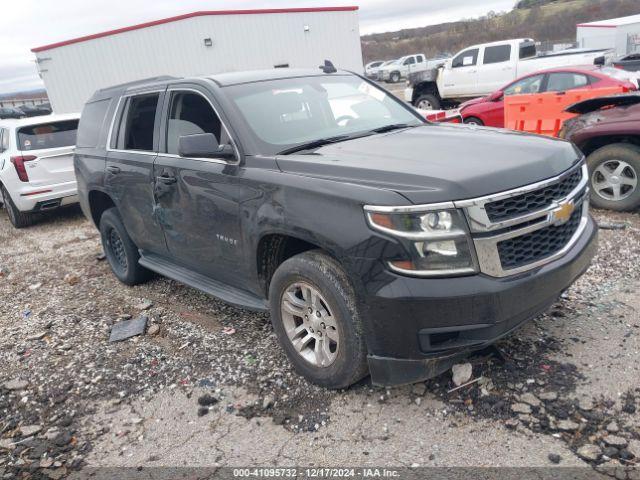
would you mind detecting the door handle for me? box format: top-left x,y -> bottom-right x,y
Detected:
106,166 -> 121,174
157,174 -> 177,185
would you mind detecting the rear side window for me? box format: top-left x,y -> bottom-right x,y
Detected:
116,93 -> 159,151
520,42 -> 537,59
484,45 -> 511,64
77,99 -> 110,147
17,120 -> 78,151
546,73 -> 589,92
452,49 -> 479,68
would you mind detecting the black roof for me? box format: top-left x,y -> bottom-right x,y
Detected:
208,68 -> 350,86
87,68 -> 353,102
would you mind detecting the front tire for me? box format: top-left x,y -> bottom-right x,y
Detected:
99,207 -> 152,285
268,251 -> 368,389
389,72 -> 401,83
415,94 -> 441,110
464,116 -> 484,126
1,185 -> 35,228
587,144 -> 640,211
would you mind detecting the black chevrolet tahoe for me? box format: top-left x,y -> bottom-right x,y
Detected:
74,68 -> 597,389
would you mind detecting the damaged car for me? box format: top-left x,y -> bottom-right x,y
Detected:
74,68 -> 597,388
561,92 -> 640,211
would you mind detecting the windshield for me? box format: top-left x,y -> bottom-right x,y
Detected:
224,75 -> 422,155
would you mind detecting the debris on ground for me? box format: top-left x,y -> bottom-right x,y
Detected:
451,363 -> 473,386
597,222 -> 627,230
108,316 -> 148,342
135,299 -> 154,311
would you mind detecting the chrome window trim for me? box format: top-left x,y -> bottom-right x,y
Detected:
457,163 -> 588,233
163,87 -> 240,166
106,90 -> 164,156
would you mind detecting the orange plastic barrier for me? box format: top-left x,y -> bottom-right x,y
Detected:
504,86 -> 629,137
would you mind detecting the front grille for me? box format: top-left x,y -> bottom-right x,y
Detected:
485,167 -> 582,222
497,204 -> 582,270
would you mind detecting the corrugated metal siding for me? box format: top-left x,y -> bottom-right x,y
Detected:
577,22 -> 640,55
35,11 -> 363,113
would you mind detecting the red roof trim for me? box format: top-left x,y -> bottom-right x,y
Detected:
32,6 -> 359,53
576,23 -> 617,28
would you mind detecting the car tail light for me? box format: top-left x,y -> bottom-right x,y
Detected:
10,155 -> 37,182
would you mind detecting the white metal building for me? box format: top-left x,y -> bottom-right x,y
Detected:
577,14 -> 640,56
31,7 -> 363,113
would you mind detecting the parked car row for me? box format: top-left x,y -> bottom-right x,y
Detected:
458,65 -> 639,128
404,38 -> 616,110
0,103 -> 53,119
0,61 -> 634,389
365,54 -> 450,83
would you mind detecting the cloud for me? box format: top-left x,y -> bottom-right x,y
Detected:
0,0 -> 515,95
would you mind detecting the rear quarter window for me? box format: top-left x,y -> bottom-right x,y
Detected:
77,99 -> 111,147
18,120 -> 78,151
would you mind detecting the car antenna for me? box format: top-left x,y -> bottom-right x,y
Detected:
319,60 -> 337,74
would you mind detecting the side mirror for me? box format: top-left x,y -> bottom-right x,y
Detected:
488,91 -> 504,102
178,133 -> 235,160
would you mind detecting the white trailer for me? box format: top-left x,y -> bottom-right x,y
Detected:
577,14 -> 640,56
31,6 -> 363,113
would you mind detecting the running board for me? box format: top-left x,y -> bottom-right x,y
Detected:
138,253 -> 268,312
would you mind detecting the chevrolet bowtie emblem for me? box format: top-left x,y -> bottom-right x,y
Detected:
552,202 -> 575,225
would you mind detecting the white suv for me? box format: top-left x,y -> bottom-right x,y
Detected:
0,114 -> 80,228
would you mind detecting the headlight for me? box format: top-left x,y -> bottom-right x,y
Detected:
365,206 -> 478,277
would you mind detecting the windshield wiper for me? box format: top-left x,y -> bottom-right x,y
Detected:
370,123 -> 416,134
278,134 -> 354,155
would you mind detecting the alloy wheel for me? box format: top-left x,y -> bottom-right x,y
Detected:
592,160 -> 638,202
280,282 -> 339,367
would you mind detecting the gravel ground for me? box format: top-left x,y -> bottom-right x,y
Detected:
0,205 -> 639,479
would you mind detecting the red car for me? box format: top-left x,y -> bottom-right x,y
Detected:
458,66 -> 639,128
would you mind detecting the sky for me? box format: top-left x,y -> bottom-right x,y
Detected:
0,0 -> 515,95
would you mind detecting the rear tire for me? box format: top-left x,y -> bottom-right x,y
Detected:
99,207 -> 152,286
1,185 -> 35,228
464,116 -> 484,126
268,250 -> 368,389
415,94 -> 441,110
587,143 -> 640,211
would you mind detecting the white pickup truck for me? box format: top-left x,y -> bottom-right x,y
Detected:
378,54 -> 427,83
404,38 -> 615,109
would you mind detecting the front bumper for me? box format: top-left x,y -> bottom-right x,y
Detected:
362,216 -> 598,386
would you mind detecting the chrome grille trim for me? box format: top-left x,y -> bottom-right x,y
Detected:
454,162 -> 587,233
455,162 -> 590,278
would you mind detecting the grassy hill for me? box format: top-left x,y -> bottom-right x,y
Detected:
362,0 -> 640,62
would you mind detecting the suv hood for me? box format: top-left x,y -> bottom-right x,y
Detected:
276,124 -> 581,205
